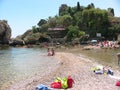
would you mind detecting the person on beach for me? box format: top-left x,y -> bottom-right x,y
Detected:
93,65 -> 114,75
47,48 -> 55,56
117,53 -> 120,65
51,48 -> 55,56
47,48 -> 52,56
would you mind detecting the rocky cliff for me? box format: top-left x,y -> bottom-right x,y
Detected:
10,29 -> 51,46
0,20 -> 11,44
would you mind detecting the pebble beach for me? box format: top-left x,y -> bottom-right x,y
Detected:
6,51 -> 120,90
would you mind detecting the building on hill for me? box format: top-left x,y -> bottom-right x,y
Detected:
47,27 -> 67,44
48,27 -> 67,38
110,20 -> 120,25
109,17 -> 120,26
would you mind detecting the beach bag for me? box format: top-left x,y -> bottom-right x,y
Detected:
51,82 -> 62,89
51,77 -> 68,89
116,81 -> 120,86
67,76 -> 74,88
95,69 -> 103,74
35,84 -> 49,90
61,77 -> 68,89
107,69 -> 114,75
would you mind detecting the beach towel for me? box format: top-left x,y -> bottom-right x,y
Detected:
35,84 -> 50,90
51,82 -> 62,89
51,76 -> 74,89
116,81 -> 120,86
67,76 -> 74,88
95,70 -> 103,74
91,65 -> 103,72
51,77 -> 68,89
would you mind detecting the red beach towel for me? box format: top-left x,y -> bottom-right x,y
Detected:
67,76 -> 74,88
51,82 -> 62,89
116,81 -> 120,86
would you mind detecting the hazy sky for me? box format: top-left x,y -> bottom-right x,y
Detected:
0,0 -> 120,37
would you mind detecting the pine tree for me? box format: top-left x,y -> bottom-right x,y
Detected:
77,2 -> 80,11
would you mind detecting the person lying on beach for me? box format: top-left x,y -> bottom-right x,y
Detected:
94,68 -> 103,74
92,65 -> 114,75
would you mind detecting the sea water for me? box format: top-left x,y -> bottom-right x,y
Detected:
68,46 -> 120,69
0,47 -> 58,89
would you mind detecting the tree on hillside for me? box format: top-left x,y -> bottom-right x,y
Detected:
86,3 -> 95,9
59,4 -> 69,16
35,2 -> 118,41
68,7 -> 74,16
77,2 -> 80,11
82,8 -> 109,38
40,23 -> 49,33
47,17 -> 58,28
74,11 -> 82,26
37,19 -> 47,27
58,15 -> 73,27
66,25 -> 85,41
32,26 -> 39,33
90,3 -> 95,8
108,8 -> 114,16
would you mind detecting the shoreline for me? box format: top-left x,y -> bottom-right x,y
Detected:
6,52 -> 120,90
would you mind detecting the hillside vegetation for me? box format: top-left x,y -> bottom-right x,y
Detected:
12,2 -> 120,45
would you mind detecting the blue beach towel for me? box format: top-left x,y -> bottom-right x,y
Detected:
35,84 -> 51,90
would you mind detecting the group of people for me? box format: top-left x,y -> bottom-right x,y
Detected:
47,48 -> 55,56
92,65 -> 114,75
98,40 -> 119,48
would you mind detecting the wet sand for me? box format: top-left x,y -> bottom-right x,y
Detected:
6,52 -> 120,90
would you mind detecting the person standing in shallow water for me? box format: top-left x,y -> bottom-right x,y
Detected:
51,48 -> 55,56
47,48 -> 55,56
47,48 -> 51,56
117,53 -> 120,65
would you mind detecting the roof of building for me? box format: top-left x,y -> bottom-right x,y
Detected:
48,28 -> 65,31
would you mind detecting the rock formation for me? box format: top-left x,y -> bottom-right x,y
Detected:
0,20 -> 11,44
10,29 -> 50,46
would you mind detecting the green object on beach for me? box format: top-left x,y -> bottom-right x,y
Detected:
55,77 -> 68,89
91,65 -> 103,71
61,77 -> 68,89
55,77 -> 61,82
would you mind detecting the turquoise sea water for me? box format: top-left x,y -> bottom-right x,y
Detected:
0,47 -> 58,89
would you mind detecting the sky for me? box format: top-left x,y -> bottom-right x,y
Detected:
0,0 -> 120,38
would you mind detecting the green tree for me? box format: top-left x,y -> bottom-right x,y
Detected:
68,7 -> 73,16
108,8 -> 114,16
90,3 -> 95,8
71,6 -> 77,15
108,24 -> 120,40
86,3 -> 95,9
77,2 -> 80,11
37,19 -> 47,27
47,17 -> 58,27
40,23 -> 49,33
59,15 -> 73,27
32,26 -> 39,33
66,25 -> 84,41
82,8 -> 109,38
74,11 -> 82,26
59,4 -> 69,16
